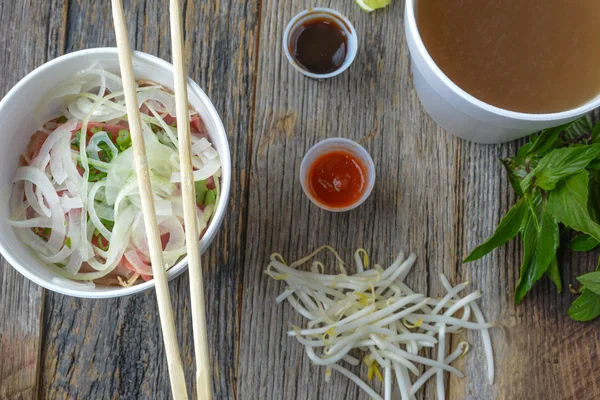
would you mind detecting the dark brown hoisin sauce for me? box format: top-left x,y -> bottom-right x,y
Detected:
289,17 -> 348,74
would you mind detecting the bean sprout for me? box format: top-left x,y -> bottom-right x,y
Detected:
266,247 -> 495,399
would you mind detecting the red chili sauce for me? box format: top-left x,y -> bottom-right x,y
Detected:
307,150 -> 367,208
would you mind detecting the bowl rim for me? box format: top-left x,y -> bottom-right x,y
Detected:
0,47 -> 231,298
404,0 -> 600,121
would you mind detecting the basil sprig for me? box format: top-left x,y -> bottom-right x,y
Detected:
464,116 -> 600,321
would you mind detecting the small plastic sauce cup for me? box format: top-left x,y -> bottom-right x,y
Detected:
300,138 -> 375,212
283,8 -> 358,79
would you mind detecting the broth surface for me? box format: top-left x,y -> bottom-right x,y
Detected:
416,0 -> 600,114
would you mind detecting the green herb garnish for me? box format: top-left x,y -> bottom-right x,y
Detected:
205,189 -> 217,206
65,237 -> 72,249
56,115 -> 68,124
87,166 -> 107,182
464,116 -> 600,321
93,229 -> 110,251
194,180 -> 208,204
101,219 -> 115,231
568,260 -> 600,321
97,141 -> 112,162
71,130 -> 82,148
116,129 -> 132,151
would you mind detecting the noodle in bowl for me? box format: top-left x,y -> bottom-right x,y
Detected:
0,48 -> 231,298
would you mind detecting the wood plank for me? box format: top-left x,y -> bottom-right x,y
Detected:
238,0 -> 600,399
37,0 -> 258,398
238,1 -> 463,398
449,110 -> 600,400
0,1 -> 68,399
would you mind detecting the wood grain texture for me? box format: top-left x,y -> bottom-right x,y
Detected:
0,0 -> 67,399
238,1 -> 461,399
449,110 -> 600,400
238,0 -> 600,399
36,0 -> 258,399
2,0 -> 600,399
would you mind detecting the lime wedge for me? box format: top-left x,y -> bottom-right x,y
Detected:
355,0 -> 391,12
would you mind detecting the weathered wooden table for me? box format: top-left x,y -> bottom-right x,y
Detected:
1,1 -> 599,399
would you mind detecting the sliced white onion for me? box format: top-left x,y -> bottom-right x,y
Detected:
87,131 -> 119,161
47,202 -> 66,251
6,215 -> 53,229
31,120 -> 77,170
11,67 -> 221,290
137,88 -> 177,117
50,135 -> 69,184
88,181 -> 112,240
16,167 -> 60,217
86,207 -> 136,271
171,156 -> 221,183
60,194 -> 83,211
124,249 -> 153,275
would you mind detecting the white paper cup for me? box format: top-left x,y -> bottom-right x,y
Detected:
283,8 -> 358,79
404,0 -> 600,144
0,48 -> 231,298
300,138 -> 375,212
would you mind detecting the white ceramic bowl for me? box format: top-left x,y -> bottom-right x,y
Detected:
300,138 -> 375,212
283,8 -> 358,79
405,0 -> 600,144
0,48 -> 231,298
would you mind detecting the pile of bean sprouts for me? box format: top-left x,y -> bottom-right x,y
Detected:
265,246 -> 494,400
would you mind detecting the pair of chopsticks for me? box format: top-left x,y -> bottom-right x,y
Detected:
111,1 -> 212,399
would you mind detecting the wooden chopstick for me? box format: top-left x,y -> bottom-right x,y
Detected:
169,1 -> 213,399
111,1 -> 188,399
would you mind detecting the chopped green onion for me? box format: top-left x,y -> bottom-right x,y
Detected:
71,130 -> 82,148
101,219 -> 115,231
116,129 -> 132,151
56,116 -> 68,123
205,189 -> 217,206
65,237 -> 72,249
97,141 -> 112,162
195,180 -> 208,204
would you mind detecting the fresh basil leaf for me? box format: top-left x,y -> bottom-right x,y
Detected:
517,141 -> 534,158
501,158 -> 526,197
588,170 -> 600,224
577,272 -> 600,295
545,257 -> 562,293
521,144 -> 600,192
568,289 -> 600,322
525,192 -> 541,231
526,123 -> 569,156
569,234 -> 600,252
591,122 -> 600,144
562,116 -> 593,142
547,171 -> 600,241
588,158 -> 600,170
464,197 -> 528,262
515,198 -> 560,304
